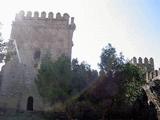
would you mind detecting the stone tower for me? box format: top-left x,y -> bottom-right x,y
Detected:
11,10 -> 75,66
0,11 -> 75,111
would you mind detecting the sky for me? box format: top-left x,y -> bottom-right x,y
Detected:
0,0 -> 160,70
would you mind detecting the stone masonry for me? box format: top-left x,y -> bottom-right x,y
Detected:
132,57 -> 160,83
0,11 -> 75,111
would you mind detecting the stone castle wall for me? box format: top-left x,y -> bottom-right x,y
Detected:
11,11 -> 75,67
145,69 -> 160,82
132,57 -> 154,73
0,57 -> 43,111
0,11 -> 75,111
131,57 -> 160,83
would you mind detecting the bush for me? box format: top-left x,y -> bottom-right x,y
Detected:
66,100 -> 98,120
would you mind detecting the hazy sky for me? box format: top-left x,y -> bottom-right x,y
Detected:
0,0 -> 160,70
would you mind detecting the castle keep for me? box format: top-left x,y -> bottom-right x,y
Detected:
11,10 -> 75,65
0,11 -> 75,111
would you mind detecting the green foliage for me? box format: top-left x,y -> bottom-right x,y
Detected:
65,63 -> 146,119
0,112 -> 47,120
71,59 -> 98,95
99,43 -> 125,73
65,43 -> 148,119
36,54 -> 98,104
36,54 -> 72,103
98,43 -> 144,105
71,59 -> 87,94
0,30 -> 7,63
115,63 -> 146,105
5,51 -> 16,63
66,99 -> 98,120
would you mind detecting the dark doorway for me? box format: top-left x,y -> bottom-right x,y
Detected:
27,96 -> 33,111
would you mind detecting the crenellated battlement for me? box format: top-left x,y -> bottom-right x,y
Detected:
11,10 -> 76,62
0,10 -> 76,111
131,57 -> 159,82
132,57 -> 154,65
14,11 -> 76,29
132,57 -> 154,73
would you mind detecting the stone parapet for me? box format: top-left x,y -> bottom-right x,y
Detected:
132,57 -> 154,72
15,11 -> 76,30
132,57 -> 154,66
146,69 -> 160,82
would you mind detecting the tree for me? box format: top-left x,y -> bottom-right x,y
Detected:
36,54 -> 72,103
36,52 -> 98,104
71,58 -> 98,95
98,43 -> 125,73
114,63 -> 145,105
0,24 -> 7,63
98,43 -> 145,105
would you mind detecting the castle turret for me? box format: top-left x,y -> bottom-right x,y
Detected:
11,11 -> 76,64
0,11 -> 76,111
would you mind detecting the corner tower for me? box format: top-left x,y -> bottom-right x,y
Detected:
0,11 -> 76,111
10,11 -> 75,66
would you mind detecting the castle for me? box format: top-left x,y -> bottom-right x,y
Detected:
131,57 -> 160,82
0,11 -> 75,111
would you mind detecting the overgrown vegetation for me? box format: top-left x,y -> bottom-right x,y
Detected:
65,43 -> 146,119
98,43 -> 145,105
36,53 -> 98,104
98,43 -> 125,73
0,25 -> 7,63
114,63 -> 145,105
36,54 -> 72,103
36,43 -> 148,119
71,58 -> 98,95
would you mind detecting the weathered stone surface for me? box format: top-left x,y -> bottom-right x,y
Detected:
131,57 -> 154,73
0,11 -> 75,111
